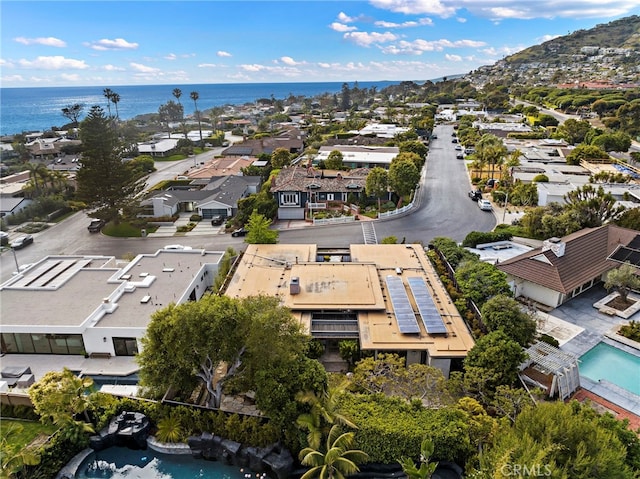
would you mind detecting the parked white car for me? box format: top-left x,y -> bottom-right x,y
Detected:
478,199 -> 493,211
163,244 -> 193,251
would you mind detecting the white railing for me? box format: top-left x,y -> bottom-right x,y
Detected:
378,199 -> 415,218
313,216 -> 356,226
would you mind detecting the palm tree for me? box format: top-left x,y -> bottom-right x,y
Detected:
111,92 -> 121,120
190,90 -> 203,145
103,88 -> 114,117
173,88 -> 188,138
0,423 -> 41,479
298,425 -> 369,479
296,382 -> 357,450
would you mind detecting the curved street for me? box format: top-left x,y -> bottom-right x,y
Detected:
0,124 -> 496,283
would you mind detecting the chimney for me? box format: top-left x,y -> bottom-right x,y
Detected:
542,237 -> 566,257
290,277 -> 300,295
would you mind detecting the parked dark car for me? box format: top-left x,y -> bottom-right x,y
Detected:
11,234 -> 34,249
231,228 -> 248,237
88,219 -> 106,233
468,190 -> 482,201
456,153 -> 464,160
451,138 -> 458,143
210,215 -> 224,226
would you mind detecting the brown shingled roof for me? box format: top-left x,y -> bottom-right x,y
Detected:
497,224 -> 639,294
271,165 -> 369,193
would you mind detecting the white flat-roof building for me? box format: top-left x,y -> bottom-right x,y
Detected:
0,250 -> 223,358
315,145 -> 399,169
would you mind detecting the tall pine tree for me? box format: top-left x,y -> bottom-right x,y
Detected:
76,106 -> 143,221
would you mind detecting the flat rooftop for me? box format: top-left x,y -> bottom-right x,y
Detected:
0,250 -> 224,331
226,244 -> 475,358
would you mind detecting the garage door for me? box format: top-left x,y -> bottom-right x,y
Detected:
201,208 -> 227,219
278,207 -> 304,220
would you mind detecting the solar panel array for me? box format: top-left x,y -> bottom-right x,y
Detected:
407,276 -> 448,335
385,275 -> 420,334
609,245 -> 640,267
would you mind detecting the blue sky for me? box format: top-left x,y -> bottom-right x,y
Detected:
1,0 -> 639,88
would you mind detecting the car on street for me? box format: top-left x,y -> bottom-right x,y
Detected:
478,199 -> 493,211
88,219 -> 106,233
163,244 -> 193,250
456,153 -> 464,160
468,190 -> 482,201
231,228 -> 248,237
11,234 -> 34,249
451,138 -> 458,143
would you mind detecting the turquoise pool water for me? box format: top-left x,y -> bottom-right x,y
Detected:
75,447 -> 252,479
579,342 -> 640,396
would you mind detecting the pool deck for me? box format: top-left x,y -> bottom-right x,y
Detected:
545,285 -> 640,421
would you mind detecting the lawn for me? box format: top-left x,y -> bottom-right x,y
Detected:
1,419 -> 57,450
102,221 -> 158,238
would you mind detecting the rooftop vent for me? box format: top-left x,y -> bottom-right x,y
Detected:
290,277 -> 300,295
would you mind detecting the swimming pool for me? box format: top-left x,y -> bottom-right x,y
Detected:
75,447 -> 252,479
579,342 -> 640,396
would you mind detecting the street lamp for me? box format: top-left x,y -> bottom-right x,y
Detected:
11,247 -> 20,273
495,190 -> 509,224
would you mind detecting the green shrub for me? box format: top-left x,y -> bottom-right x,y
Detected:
532,174 -> 549,182
619,320 -> 640,342
189,214 -> 202,222
462,230 -> 513,248
538,333 -> 560,348
156,415 -> 185,443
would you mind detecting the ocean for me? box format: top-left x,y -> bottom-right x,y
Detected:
0,81 -> 400,137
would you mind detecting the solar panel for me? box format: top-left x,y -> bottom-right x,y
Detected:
385,275 -> 420,334
407,277 -> 448,335
609,245 -> 640,267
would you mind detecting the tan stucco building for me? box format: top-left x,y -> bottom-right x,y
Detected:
225,243 -> 475,376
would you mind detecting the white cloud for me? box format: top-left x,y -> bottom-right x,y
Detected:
1,74 -> 24,82
539,34 -> 562,43
18,56 -> 89,70
14,36 -> 66,47
103,64 -> 125,71
60,73 -> 81,82
374,17 -> 433,28
344,31 -> 398,47
279,56 -> 304,66
129,62 -> 159,73
88,38 -> 139,51
330,22 -> 358,32
217,51 -> 232,57
165,53 -> 177,60
337,12 -> 356,23
457,17 -> 467,23
445,54 -> 462,61
369,0 -> 639,20
369,0 -> 457,18
450,0 -> 640,20
380,37 -> 487,55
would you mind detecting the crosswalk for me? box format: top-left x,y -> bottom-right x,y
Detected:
362,222 -> 378,244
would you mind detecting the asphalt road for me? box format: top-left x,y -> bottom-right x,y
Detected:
0,124 -> 496,283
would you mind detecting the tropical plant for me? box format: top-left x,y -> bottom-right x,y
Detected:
298,424 -> 369,479
190,91 -> 203,145
398,437 -> 438,479
0,422 -> 41,479
155,415 -> 185,443
296,381 -> 357,450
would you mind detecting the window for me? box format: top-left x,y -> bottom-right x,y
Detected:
327,193 -> 334,201
113,337 -> 139,356
280,192 -> 299,206
1,333 -> 84,355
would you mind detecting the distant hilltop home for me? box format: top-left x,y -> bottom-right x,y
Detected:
270,166 -> 368,220
496,224 -> 640,310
